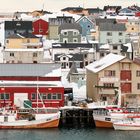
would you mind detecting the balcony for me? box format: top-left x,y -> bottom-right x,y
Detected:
100,77 -> 119,82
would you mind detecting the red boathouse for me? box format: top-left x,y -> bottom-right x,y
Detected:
0,63 -> 64,108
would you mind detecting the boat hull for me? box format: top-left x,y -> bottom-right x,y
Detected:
113,123 -> 140,131
95,120 -> 113,128
0,118 -> 59,129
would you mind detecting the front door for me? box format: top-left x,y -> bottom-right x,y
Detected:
14,93 -> 28,107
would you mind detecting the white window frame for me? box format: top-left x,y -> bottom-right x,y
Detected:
73,38 -> 78,43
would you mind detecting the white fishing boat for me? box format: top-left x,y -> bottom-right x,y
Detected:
113,116 -> 140,130
93,89 -> 140,128
93,107 -> 129,128
0,107 -> 60,129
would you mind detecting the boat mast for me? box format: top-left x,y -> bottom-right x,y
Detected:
114,88 -> 121,108
36,76 -> 45,112
37,76 -> 39,113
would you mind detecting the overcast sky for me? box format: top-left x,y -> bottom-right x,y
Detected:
0,0 -> 140,12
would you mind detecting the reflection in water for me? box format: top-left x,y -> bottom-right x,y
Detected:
0,128 -> 139,140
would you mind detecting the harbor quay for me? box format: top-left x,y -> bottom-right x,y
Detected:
59,107 -> 95,127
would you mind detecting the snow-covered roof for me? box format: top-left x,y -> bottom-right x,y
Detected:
45,68 -> 61,77
38,11 -> 81,22
86,53 -> 125,73
4,48 -> 43,52
100,15 -> 139,20
88,48 -> 95,53
0,80 -> 63,87
100,43 -> 110,49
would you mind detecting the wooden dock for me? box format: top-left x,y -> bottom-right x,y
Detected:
59,107 -> 95,127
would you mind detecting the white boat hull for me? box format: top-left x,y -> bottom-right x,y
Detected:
0,112 -> 60,129
113,123 -> 140,130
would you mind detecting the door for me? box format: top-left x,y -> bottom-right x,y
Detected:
14,93 -> 28,107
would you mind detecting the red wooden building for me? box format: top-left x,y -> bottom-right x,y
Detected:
32,19 -> 49,35
135,12 -> 140,17
0,63 -> 64,108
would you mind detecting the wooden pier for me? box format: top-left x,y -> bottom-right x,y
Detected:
59,107 -> 95,127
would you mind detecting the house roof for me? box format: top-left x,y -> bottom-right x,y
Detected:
95,18 -> 116,26
5,21 -> 32,30
103,6 -> 122,11
7,32 -> 39,39
58,22 -> 82,33
0,63 -> 61,77
76,16 -> 95,24
52,43 -> 92,49
61,7 -> 84,12
54,53 -> 84,61
85,8 -> 103,14
99,22 -> 126,31
7,34 -> 23,39
86,53 -> 125,73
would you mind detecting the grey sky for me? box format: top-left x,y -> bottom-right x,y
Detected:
0,0 -> 140,12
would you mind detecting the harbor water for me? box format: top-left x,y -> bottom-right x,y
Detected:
0,127 -> 140,140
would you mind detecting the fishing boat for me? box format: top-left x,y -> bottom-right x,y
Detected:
113,115 -> 140,130
93,89 -> 140,128
0,107 -> 60,129
93,107 -> 129,128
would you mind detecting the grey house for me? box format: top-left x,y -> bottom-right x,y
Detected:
99,22 -> 127,44
48,16 -> 75,40
58,23 -> 82,43
54,53 -> 88,69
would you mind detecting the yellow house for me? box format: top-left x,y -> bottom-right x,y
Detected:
6,33 -> 42,49
125,19 -> 140,34
4,33 -> 44,63
86,53 -> 140,107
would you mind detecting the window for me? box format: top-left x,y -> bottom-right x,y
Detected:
39,29 -> 43,32
73,32 -> 78,36
100,53 -> 105,57
63,57 -> 66,60
137,83 -> 140,90
31,93 -> 36,100
83,18 -> 87,22
40,93 -> 47,100
10,53 -> 14,57
136,71 -> 140,77
57,94 -> 62,99
87,25 -> 91,28
73,38 -> 78,42
119,39 -> 123,43
0,93 -> 10,100
103,83 -> 114,88
63,32 -> 68,36
119,32 -> 123,36
107,39 -> 112,43
6,40 -> 9,43
104,70 -> 116,77
27,39 -> 30,43
47,93 -> 51,99
113,45 -> 117,50
107,32 -> 112,36
52,93 -> 57,99
33,53 -> 37,57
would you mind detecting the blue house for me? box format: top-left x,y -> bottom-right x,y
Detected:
76,16 -> 96,38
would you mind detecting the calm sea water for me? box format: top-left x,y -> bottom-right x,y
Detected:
0,127 -> 140,140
